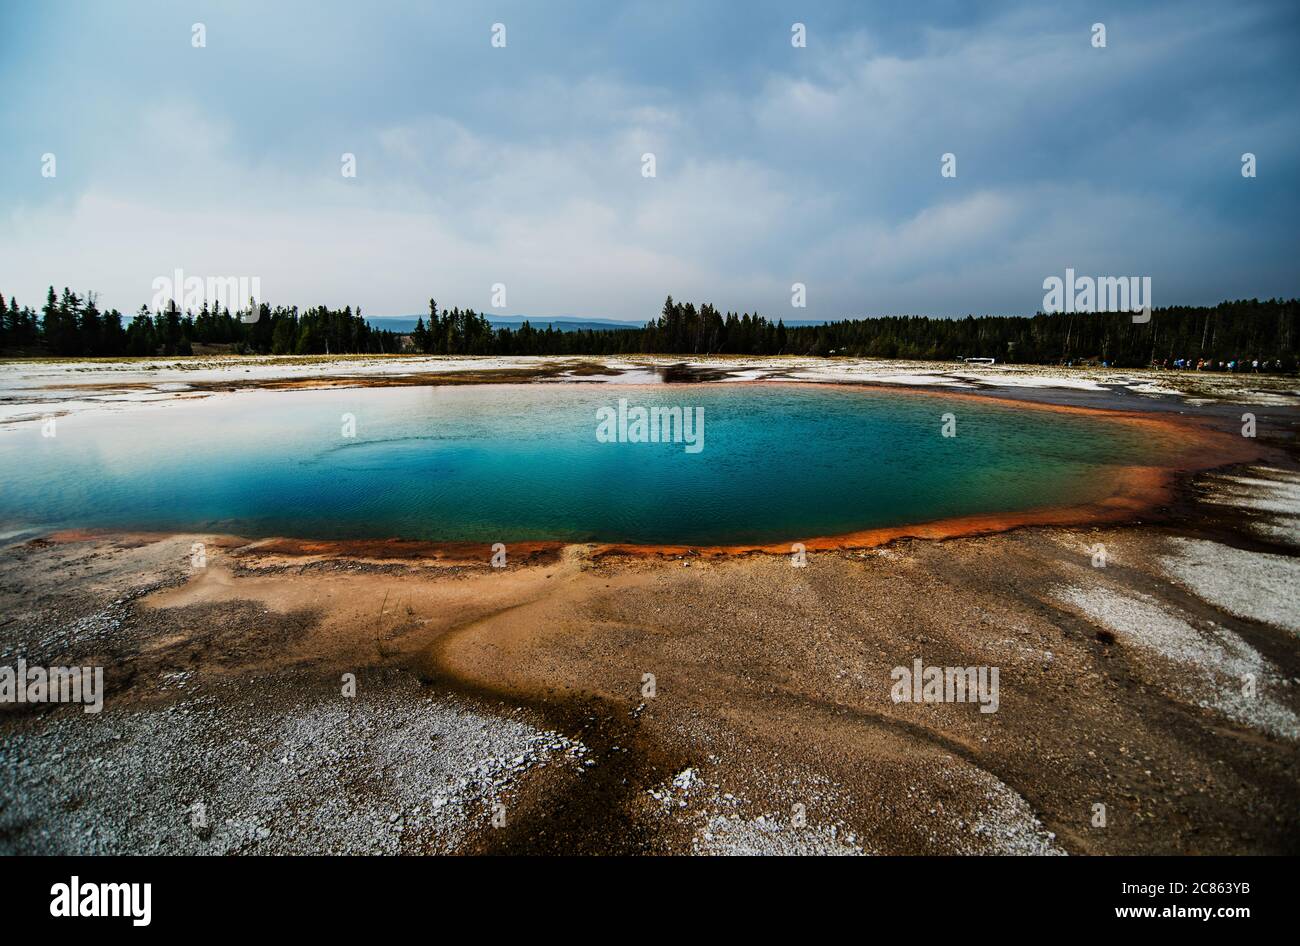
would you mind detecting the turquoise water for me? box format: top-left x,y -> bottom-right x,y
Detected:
0,384 -> 1184,546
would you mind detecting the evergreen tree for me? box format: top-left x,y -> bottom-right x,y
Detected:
81,292 -> 102,354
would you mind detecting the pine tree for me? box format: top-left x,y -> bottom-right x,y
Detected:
41,286 -> 58,352
81,292 -> 102,354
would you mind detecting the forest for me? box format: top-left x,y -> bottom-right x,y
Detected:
1,288 -> 1296,370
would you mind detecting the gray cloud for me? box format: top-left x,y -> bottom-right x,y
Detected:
1,0 -> 1295,320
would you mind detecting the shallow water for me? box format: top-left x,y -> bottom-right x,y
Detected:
0,384 -> 1190,545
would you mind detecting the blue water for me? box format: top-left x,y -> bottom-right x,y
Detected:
0,384 -> 1186,545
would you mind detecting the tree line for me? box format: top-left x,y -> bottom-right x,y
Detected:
2,287 -> 1296,370
0,287 -> 397,357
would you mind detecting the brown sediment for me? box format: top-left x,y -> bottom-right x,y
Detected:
237,536 -> 565,564
33,529 -> 563,566
33,381 -> 161,392
32,360 -> 619,396
245,367 -> 571,389
38,528 -> 248,550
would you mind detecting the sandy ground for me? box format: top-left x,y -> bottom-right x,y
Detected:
1,356 -> 1298,855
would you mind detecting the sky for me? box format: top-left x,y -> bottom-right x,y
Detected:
1,0 -> 1297,322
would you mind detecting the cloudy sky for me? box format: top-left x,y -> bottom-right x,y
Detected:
1,0 -> 1297,321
